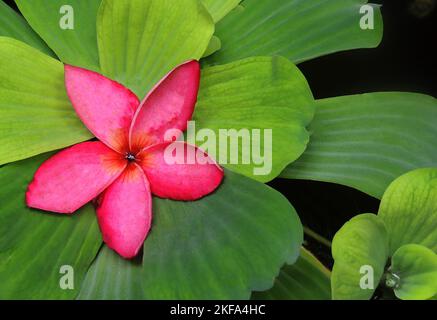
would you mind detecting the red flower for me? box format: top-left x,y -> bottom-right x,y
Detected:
26,61 -> 223,258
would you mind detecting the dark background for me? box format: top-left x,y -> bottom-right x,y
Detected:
4,0 -> 437,267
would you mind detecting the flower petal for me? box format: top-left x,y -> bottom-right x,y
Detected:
96,164 -> 152,259
26,142 -> 126,214
65,65 -> 140,153
138,142 -> 223,200
129,60 -> 200,152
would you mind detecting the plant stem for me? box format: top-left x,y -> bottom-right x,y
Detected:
304,227 -> 332,248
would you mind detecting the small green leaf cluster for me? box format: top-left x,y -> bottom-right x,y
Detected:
332,168 -> 437,300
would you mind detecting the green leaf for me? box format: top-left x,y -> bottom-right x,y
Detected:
252,247 -> 331,300
0,153 -> 102,299
78,246 -> 144,300
97,0 -> 214,98
15,0 -> 101,71
331,214 -> 389,300
390,244 -> 437,300
194,56 -> 314,182
202,35 -> 222,58
379,168 -> 437,255
204,0 -> 383,65
0,0 -> 54,56
0,37 -> 92,166
282,93 -> 437,199
201,0 -> 241,22
79,169 -> 303,299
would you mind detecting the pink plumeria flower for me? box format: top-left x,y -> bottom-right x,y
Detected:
26,61 -> 224,259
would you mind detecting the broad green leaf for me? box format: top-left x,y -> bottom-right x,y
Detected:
202,35 -> 222,58
379,168 -> 437,255
0,0 -> 54,56
0,37 -> 92,166
97,0 -> 214,98
201,0 -> 241,22
143,170 -> 302,299
390,244 -> 437,300
15,0 -> 101,71
205,0 -> 383,65
0,153 -> 102,299
282,93 -> 437,199
78,246 -> 144,300
252,247 -> 331,300
79,169 -> 303,299
194,56 -> 314,182
331,214 -> 389,300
